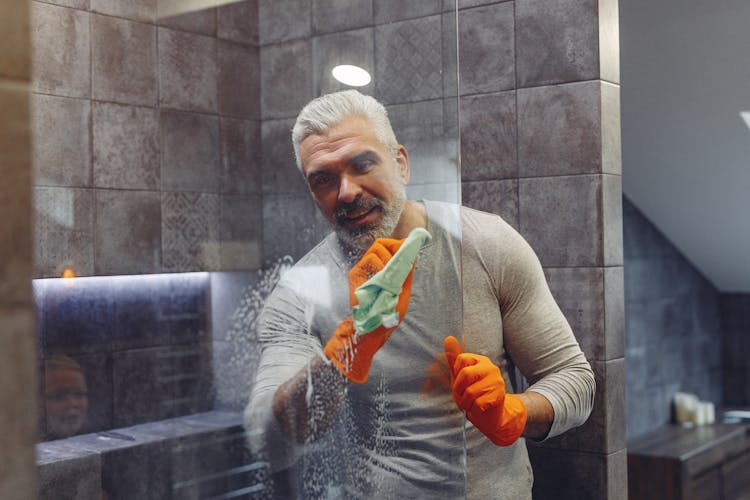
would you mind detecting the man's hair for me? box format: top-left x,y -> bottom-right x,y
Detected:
291,90 -> 398,172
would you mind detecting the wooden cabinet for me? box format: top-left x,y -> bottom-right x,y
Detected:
628,424 -> 750,500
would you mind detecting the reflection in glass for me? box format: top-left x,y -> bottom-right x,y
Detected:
42,354 -> 89,441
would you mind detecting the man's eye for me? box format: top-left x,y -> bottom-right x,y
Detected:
354,160 -> 374,172
310,174 -> 334,188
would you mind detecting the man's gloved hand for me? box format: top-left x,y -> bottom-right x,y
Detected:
444,336 -> 527,446
324,238 -> 414,383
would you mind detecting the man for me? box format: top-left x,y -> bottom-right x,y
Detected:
245,90 -> 595,499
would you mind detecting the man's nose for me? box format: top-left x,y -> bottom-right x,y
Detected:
338,174 -> 362,203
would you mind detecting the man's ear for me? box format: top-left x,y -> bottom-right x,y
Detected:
395,145 -> 410,184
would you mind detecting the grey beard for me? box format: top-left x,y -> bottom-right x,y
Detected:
334,192 -> 407,260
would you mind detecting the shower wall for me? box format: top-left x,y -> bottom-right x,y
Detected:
722,294 -> 750,406
623,196 -> 722,439
30,0 -> 262,278
0,1 -> 37,498
258,0 -> 461,263
455,1 -> 625,498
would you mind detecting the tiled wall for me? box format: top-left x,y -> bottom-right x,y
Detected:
0,1 -> 38,497
623,196 -> 722,439
722,294 -> 750,406
34,273 -> 213,438
258,0 -> 462,263
452,1 -> 625,498
30,0 -> 262,278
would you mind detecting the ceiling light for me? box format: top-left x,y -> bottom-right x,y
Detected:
332,65 -> 371,87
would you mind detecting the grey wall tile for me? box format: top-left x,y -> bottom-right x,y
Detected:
604,266 -> 625,360
599,0 -> 620,84
94,190 -> 161,275
93,102 -> 159,190
260,40 -> 312,119
91,0 -> 156,23
527,446 -> 626,500
603,174 -> 623,266
34,187 -> 94,278
162,192 -> 220,272
160,110 -> 220,193
35,0 -> 88,8
519,175 -> 603,267
374,15 -> 443,105
220,195 -> 263,270
32,94 -> 90,188
38,453 -> 102,500
0,83 -> 32,300
263,195 -> 328,264
258,0 -> 311,44
221,117 -> 261,195
460,91 -> 516,181
461,179 -> 518,230
518,82 -> 602,177
312,0 -> 372,34
373,0 -> 441,24
544,267 -> 605,361
0,0 -> 30,80
260,118 -> 308,196
516,0 -> 599,87
159,7 -> 217,36
458,3 -> 514,95
158,28 -> 218,113
31,3 -> 90,98
218,40 -> 260,118
92,14 -> 157,106
312,28 -> 374,97
388,99 -> 456,184
601,82 -> 621,175
457,0 -> 508,8
217,0 -> 258,45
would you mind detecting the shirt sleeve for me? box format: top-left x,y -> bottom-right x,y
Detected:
243,276 -> 324,470
492,219 -> 596,439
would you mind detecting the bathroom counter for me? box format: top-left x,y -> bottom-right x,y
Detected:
627,423 -> 750,500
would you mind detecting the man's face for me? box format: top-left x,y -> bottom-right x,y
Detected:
299,115 -> 409,254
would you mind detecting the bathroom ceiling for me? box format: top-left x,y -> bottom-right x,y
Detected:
620,0 -> 750,293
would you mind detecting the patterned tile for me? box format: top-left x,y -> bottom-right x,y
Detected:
34,187 -> 94,278
219,195 -> 262,271
93,102 -> 159,190
374,15 -> 443,104
162,192 -> 221,272
91,14 -> 157,106
31,3 -> 90,98
31,93 -> 91,188
373,0 -> 442,24
158,27 -> 218,113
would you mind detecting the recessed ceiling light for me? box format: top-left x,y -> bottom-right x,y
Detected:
741,111 -> 750,131
332,65 -> 371,87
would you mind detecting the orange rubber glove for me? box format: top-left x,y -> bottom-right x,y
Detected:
444,336 -> 527,446
324,238 -> 414,384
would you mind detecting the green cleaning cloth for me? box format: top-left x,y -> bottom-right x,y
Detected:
352,227 -> 432,335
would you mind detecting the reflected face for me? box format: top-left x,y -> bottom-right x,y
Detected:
299,115 -> 409,254
45,368 -> 88,439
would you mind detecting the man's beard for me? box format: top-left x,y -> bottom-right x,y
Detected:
331,189 -> 407,258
